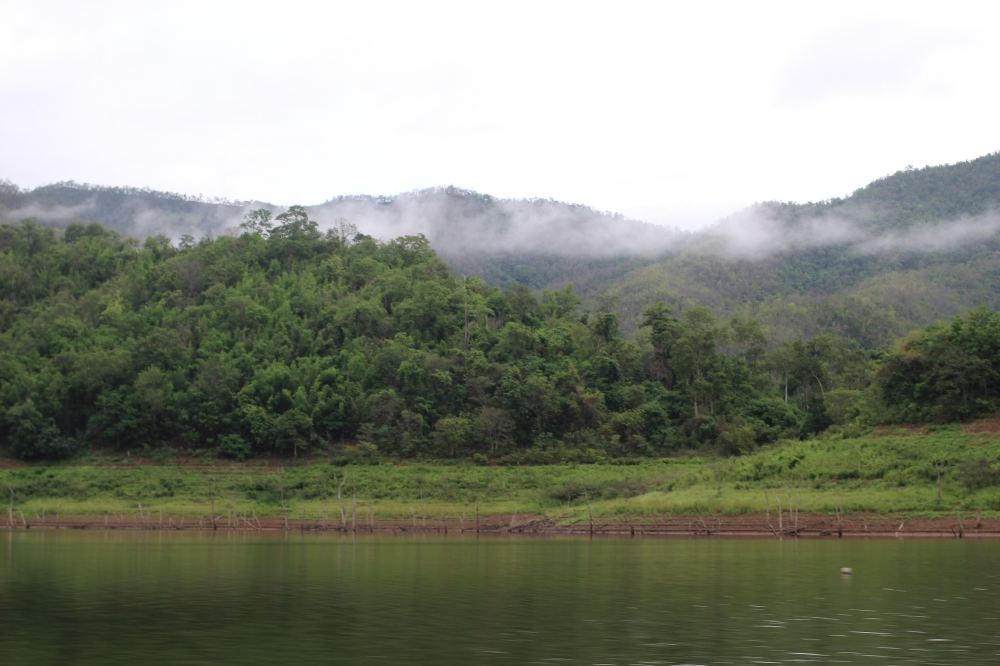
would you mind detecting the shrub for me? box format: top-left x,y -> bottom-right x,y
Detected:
216,434 -> 251,461
958,459 -> 1000,490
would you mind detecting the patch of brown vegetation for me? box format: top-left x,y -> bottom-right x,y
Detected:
963,415 -> 1000,435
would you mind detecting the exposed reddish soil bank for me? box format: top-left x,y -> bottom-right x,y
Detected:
4,513 -> 1000,538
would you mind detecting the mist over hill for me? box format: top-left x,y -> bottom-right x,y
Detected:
307,188 -> 685,291
0,180 -> 252,240
597,152 -> 1000,345
5,153 -> 1000,265
0,181 -> 682,258
704,152 -> 1000,260
3,151 -> 1000,346
0,180 -> 688,292
310,188 -> 682,259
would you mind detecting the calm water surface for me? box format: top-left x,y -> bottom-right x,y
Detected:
1,532 -> 998,664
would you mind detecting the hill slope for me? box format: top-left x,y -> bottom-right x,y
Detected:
0,221 -> 814,460
594,153 -> 1000,345
4,151 -> 1000,345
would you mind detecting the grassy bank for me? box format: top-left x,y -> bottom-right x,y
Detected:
2,423 -> 999,525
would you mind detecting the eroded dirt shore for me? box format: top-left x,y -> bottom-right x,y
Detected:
4,512 -> 999,538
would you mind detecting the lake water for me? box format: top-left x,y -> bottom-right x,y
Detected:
1,532 -> 998,665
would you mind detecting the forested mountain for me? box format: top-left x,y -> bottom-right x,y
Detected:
595,153 -> 1000,346
1,213 -> 996,460
0,181 -> 679,291
3,151 -> 1000,348
0,218 -> 814,460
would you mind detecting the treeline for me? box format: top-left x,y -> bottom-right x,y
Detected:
879,309 -> 1000,422
0,213 -> 994,461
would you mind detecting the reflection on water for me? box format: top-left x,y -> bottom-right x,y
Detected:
2,531 -> 999,664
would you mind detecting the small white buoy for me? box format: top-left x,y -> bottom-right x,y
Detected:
840,567 -> 853,575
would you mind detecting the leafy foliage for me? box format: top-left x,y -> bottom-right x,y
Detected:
0,213 -> 869,461
878,309 -> 1000,422
2,209 -> 995,461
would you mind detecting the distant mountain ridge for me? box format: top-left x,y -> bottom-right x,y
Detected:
0,180 -> 253,240
3,150 -> 1000,346
0,181 -> 681,256
0,180 -> 690,294
5,152 -> 999,258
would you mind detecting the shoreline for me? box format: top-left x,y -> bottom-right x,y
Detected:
5,512 -> 999,538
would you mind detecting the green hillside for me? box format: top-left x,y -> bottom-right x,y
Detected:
3,208 -> 998,462
594,153 -> 1000,345
0,216 -> 805,461
4,152 -> 1000,349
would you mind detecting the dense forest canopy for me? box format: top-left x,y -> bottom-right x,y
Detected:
2,210 -> 996,461
0,216 -> 823,460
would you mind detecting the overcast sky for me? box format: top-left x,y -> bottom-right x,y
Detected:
2,1 -> 999,229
